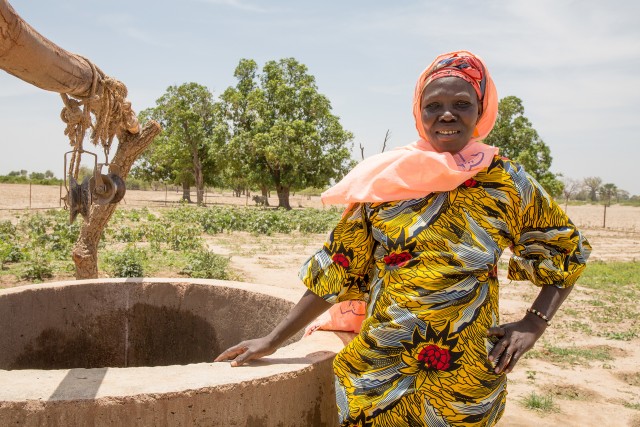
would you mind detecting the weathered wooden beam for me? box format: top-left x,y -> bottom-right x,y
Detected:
0,0 -> 97,97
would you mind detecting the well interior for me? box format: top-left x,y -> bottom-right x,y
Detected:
0,281 -> 298,370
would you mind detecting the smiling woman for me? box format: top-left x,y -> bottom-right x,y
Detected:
216,51 -> 592,427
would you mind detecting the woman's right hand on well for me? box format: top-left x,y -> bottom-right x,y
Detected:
215,290 -> 333,367
214,336 -> 277,367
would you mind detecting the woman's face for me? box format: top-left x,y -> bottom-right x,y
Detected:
420,77 -> 480,154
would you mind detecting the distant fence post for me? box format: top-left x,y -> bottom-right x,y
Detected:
165,184 -> 168,207
29,182 -> 32,209
59,182 -> 62,207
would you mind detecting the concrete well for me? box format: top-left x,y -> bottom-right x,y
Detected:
0,278 -> 351,426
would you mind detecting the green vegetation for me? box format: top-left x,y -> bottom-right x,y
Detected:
181,250 -> 231,280
554,260 -> 640,341
136,82 -> 226,206
133,57 -> 354,210
539,344 -> 613,365
521,391 -> 558,413
221,58 -> 354,209
484,96 -> 563,196
578,261 -> 640,289
104,245 -> 147,277
0,170 -> 62,185
623,402 -> 640,411
0,205 -> 341,286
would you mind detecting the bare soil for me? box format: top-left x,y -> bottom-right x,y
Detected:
2,184 -> 639,426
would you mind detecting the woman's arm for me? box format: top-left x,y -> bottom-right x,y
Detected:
214,290 -> 332,367
487,284 -> 573,374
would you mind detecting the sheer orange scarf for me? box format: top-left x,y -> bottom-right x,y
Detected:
321,51 -> 499,205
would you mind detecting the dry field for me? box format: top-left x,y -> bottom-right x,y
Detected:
1,183 -> 639,426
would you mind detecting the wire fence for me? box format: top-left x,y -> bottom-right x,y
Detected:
0,183 -> 325,213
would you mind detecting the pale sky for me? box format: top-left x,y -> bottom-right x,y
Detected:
1,0 -> 639,195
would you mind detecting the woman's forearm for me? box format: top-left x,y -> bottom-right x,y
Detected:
266,289 -> 333,347
525,284 -> 574,327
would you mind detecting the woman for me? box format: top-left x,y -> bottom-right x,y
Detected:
215,51 -> 591,426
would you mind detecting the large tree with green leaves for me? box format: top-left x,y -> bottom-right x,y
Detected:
220,59 -> 272,203
222,58 -> 354,209
484,96 -> 563,197
134,83 -> 227,205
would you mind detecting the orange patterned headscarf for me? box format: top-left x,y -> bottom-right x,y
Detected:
413,50 -> 498,143
321,50 -> 499,205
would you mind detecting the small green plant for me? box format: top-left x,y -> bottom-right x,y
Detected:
181,250 -> 230,280
526,370 -> 536,381
602,330 -> 638,341
105,246 -> 147,277
541,344 -> 613,365
521,391 -> 558,412
0,241 -> 12,270
623,402 -> 640,411
21,249 -> 54,281
0,220 -> 16,236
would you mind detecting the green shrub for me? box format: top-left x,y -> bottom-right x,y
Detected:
110,225 -> 145,243
0,220 -> 16,236
0,241 -> 12,269
161,205 -> 341,236
49,217 -> 80,255
2,242 -> 24,263
21,213 -> 51,244
167,223 -> 204,251
21,250 -> 54,281
521,391 -> 558,412
105,246 -> 147,277
181,250 -> 230,280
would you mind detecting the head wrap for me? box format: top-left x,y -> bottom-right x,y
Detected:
321,50 -> 499,205
412,50 -> 498,143
421,55 -> 486,101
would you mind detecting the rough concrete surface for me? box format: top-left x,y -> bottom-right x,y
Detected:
0,279 -> 351,426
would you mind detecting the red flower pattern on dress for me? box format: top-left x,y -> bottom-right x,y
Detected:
332,253 -> 350,268
489,265 -> 498,278
418,344 -> 451,371
462,178 -> 478,188
383,252 -> 412,267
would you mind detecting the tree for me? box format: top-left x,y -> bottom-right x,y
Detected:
560,176 -> 582,212
220,59 -> 271,204
29,171 -> 45,180
223,58 -> 354,209
484,96 -> 563,197
599,183 -> 617,207
135,83 -> 226,205
583,176 -> 602,202
599,182 -> 617,228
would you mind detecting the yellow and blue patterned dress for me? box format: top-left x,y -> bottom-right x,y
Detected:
300,157 -> 591,426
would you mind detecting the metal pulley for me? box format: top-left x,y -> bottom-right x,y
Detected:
62,150 -> 127,223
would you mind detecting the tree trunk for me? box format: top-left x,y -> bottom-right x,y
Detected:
193,155 -> 204,206
260,185 -> 270,207
276,184 -> 291,210
73,122 -> 161,278
181,182 -> 192,203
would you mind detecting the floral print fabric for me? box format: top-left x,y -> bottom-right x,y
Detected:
300,157 -> 591,426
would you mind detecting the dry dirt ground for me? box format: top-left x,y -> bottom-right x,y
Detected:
2,184 -> 640,426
